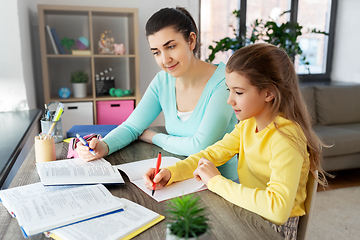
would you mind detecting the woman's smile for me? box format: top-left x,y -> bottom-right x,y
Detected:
167,62 -> 179,71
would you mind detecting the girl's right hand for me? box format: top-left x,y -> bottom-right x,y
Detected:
143,168 -> 171,190
76,138 -> 109,162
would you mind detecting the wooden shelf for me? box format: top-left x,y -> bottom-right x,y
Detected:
38,5 -> 140,124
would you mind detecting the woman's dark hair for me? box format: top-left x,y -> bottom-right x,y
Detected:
145,7 -> 200,57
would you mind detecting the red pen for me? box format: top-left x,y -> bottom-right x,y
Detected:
152,152 -> 162,196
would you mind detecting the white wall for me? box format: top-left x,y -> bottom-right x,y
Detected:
0,1 -> 33,111
331,0 -> 360,83
0,0 -> 199,125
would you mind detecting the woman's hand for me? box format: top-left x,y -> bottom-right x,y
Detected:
193,158 -> 221,185
143,168 -> 171,190
138,129 -> 157,144
76,138 -> 109,162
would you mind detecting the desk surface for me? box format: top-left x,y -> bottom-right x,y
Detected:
0,109 -> 41,188
0,129 -> 282,240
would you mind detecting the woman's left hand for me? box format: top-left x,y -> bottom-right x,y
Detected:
193,158 -> 221,185
138,129 -> 157,144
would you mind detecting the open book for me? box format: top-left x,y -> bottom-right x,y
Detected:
36,158 -> 124,185
116,156 -> 207,202
0,183 -> 125,237
46,198 -> 164,240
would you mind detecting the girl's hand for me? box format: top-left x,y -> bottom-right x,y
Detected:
138,129 -> 157,144
193,158 -> 221,185
143,168 -> 171,190
76,138 -> 109,162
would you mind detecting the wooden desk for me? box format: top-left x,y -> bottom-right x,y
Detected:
0,138 -> 282,240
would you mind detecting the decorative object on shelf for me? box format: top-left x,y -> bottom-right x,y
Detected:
109,88 -> 133,97
61,37 -> 76,54
95,68 -> 115,96
98,30 -> 115,54
123,89 -> 133,96
70,70 -> 88,98
207,10 -> 328,71
71,49 -> 91,55
114,43 -> 125,55
58,87 -> 71,99
45,25 -> 58,54
165,194 -> 211,240
76,36 -> 89,50
50,28 -> 66,54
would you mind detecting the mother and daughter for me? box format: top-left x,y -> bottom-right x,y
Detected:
77,6 -> 328,240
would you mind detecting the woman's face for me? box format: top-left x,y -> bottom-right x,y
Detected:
148,27 -> 195,78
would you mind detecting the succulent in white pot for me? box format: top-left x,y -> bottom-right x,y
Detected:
166,194 -> 212,240
70,70 -> 88,98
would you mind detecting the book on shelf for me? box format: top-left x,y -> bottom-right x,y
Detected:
50,27 -> 66,54
116,156 -> 207,202
0,183 -> 125,238
36,158 -> 125,186
45,25 -> 58,54
71,49 -> 91,55
45,198 -> 164,240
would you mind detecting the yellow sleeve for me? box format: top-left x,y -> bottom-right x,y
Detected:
165,124 -> 241,185
208,129 -> 307,225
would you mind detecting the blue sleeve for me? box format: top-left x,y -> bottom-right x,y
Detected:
152,82 -> 236,156
102,78 -> 162,155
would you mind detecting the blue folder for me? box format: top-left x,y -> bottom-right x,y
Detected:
67,125 -> 118,138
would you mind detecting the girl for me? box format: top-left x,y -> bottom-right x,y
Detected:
76,7 -> 238,180
143,43 -> 328,239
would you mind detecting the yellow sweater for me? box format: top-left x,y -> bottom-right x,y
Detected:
166,116 -> 310,225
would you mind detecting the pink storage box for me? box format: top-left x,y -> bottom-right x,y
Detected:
96,100 -> 134,125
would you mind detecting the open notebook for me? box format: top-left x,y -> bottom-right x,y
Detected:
46,198 -> 164,240
116,156 -> 207,202
36,158 -> 124,185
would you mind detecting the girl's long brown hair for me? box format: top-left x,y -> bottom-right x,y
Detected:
226,43 -> 328,186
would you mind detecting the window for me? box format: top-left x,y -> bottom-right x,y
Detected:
200,0 -> 337,82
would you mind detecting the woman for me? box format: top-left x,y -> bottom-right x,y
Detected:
77,7 -> 238,180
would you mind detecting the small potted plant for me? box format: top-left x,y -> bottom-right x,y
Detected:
70,70 -> 88,98
166,194 -> 211,240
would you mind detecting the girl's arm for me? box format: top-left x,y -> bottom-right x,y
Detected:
207,132 -> 307,225
102,79 -> 162,155
165,125 -> 241,184
152,80 -> 236,156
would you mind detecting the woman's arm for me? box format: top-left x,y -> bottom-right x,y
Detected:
102,78 -> 162,155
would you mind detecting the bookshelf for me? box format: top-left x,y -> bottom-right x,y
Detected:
38,5 -> 140,125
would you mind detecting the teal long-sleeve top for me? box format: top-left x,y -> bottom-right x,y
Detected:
103,62 -> 238,178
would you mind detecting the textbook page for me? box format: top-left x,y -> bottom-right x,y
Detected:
0,182 -> 80,218
48,198 -> 164,240
0,183 -> 125,237
116,157 -> 207,202
36,158 -> 124,185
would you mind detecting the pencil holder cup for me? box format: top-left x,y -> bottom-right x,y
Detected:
35,138 -> 56,163
41,119 -> 63,143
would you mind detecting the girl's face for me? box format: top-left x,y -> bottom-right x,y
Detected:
226,71 -> 274,125
148,27 -> 195,78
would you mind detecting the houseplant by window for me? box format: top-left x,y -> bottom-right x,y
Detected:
207,10 -> 328,73
70,70 -> 88,98
166,194 -> 211,240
